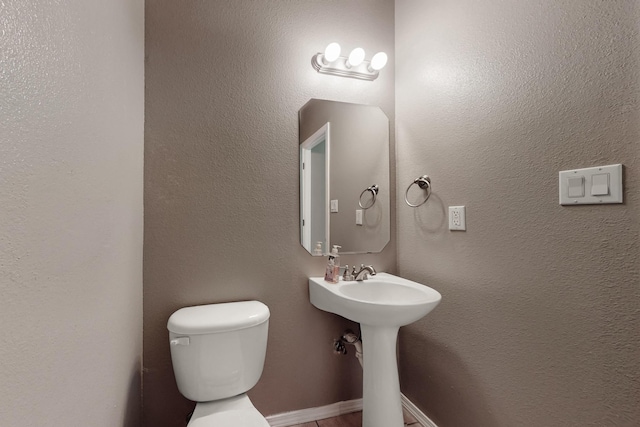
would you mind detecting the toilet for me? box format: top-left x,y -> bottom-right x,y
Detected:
167,300 -> 270,426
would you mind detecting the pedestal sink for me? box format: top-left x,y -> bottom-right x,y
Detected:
309,273 -> 441,427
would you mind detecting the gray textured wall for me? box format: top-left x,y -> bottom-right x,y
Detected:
143,1 -> 395,425
395,1 -> 640,426
0,0 -> 144,426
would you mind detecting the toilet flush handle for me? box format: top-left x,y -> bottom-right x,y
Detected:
170,337 -> 190,346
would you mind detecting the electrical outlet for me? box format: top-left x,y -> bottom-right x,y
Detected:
449,206 -> 466,231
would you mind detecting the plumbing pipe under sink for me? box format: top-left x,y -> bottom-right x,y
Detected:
342,330 -> 363,367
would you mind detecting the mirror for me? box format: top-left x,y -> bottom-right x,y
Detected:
299,99 -> 390,255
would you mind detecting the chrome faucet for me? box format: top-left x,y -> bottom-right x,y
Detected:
354,264 -> 377,281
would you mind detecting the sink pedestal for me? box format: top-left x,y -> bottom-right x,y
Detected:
361,324 -> 403,427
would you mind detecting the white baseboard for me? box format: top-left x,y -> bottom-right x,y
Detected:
265,395 -> 438,427
401,393 -> 438,427
266,398 -> 363,427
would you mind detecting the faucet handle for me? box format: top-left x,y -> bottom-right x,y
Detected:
353,264 -> 377,281
342,265 -> 355,281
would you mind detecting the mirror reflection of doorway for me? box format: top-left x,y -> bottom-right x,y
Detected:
300,122 -> 330,255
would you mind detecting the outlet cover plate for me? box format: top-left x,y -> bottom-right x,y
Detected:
449,206 -> 466,231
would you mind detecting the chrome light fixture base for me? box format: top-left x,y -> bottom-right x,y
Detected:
312,53 -> 380,81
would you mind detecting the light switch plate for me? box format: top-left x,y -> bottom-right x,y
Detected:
559,164 -> 623,205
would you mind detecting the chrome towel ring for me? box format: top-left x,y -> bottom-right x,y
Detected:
359,184 -> 379,210
405,175 -> 431,207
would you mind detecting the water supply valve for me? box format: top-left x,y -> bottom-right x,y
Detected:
333,338 -> 347,355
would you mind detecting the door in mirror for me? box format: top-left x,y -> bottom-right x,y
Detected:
300,123 -> 330,255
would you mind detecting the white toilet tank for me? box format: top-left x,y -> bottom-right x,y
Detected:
167,301 -> 270,402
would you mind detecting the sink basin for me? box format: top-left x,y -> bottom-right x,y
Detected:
309,272 -> 441,327
308,272 -> 441,427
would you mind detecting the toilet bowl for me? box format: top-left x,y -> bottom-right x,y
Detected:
167,301 -> 270,427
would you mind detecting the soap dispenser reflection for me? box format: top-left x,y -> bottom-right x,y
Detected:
313,242 -> 323,256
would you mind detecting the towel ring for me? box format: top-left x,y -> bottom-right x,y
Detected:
405,175 -> 431,207
358,184 -> 379,210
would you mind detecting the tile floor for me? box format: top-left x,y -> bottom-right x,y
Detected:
287,408 -> 421,427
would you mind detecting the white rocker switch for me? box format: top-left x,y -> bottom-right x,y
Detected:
591,173 -> 609,196
567,176 -> 585,198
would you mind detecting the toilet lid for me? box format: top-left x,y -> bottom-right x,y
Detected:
188,409 -> 270,427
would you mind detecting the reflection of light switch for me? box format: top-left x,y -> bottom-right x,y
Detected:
330,200 -> 338,213
591,173 -> 609,196
567,176 -> 585,198
356,209 -> 363,225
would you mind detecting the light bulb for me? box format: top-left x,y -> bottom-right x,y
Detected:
347,48 -> 365,68
369,52 -> 388,71
323,42 -> 341,63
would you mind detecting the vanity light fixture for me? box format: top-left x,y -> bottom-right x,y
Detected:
312,43 -> 387,81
